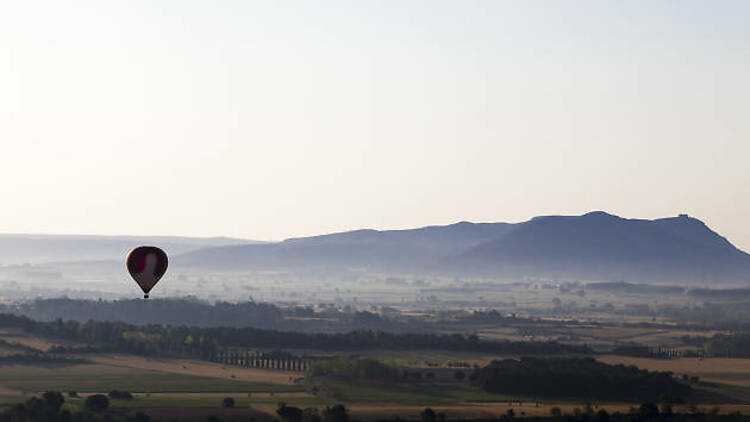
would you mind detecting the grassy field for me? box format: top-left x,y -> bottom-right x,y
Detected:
87,354 -> 303,385
0,328 -> 82,352
0,364 -> 301,394
106,393 -> 325,409
0,351 -> 308,399
476,324 -> 722,350
597,356 -> 750,389
309,378 -> 519,406
4,347 -> 750,420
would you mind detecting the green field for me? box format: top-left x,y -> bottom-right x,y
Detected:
106,395 -> 326,409
0,368 -> 303,394
310,378 -> 519,406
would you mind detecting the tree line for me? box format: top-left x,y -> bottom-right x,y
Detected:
214,349 -> 309,372
0,298 -> 405,332
306,357 -> 402,382
470,357 -> 691,402
702,333 -> 750,357
0,313 -> 591,362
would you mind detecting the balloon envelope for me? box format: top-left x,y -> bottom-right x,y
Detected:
126,246 -> 168,298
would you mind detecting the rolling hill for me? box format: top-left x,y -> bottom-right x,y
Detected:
175,221 -> 513,271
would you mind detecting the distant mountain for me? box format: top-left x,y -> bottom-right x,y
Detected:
0,234 -> 258,265
175,222 -> 513,271
454,212 -> 750,282
177,212 -> 750,283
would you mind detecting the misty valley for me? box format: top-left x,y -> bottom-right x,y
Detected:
4,1 -> 748,420
2,213 -> 750,422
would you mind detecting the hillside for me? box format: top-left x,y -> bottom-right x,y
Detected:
177,212 -> 750,283
456,212 -> 750,282
175,222 -> 513,271
0,234 -> 256,265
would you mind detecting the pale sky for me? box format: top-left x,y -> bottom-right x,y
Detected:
1,1 -> 749,251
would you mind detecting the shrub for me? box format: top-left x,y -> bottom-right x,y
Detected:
638,403 -> 659,418
596,409 -> 610,422
322,404 -> 349,422
42,391 -> 65,411
302,408 -> 322,422
108,390 -> 134,399
421,408 -> 437,422
134,412 -> 151,422
277,403 -> 303,422
307,358 -> 402,382
84,394 -> 109,412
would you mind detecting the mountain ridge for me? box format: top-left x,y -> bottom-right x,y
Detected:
453,212 -> 749,281
176,212 -> 750,283
0,233 -> 260,265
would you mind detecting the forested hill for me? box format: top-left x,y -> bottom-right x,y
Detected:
176,212 -> 750,283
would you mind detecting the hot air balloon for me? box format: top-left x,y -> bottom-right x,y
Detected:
126,246 -> 168,298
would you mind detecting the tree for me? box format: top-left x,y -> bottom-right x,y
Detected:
42,391 -> 65,412
660,403 -> 673,415
85,394 -> 109,412
420,408 -> 437,422
108,390 -> 134,399
277,403 -> 303,422
595,409 -> 609,422
60,410 -> 72,422
222,397 -> 235,408
134,411 -> 151,422
638,403 -> 659,419
323,404 -> 349,422
302,408 -> 322,422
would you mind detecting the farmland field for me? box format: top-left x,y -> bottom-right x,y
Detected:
4,349 -> 750,420
0,360 -> 303,395
597,356 -> 750,388
2,292 -> 750,421
87,354 -> 303,385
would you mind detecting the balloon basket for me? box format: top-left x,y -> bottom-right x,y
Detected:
143,294 -> 149,299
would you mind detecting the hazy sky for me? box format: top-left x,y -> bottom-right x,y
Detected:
1,1 -> 749,250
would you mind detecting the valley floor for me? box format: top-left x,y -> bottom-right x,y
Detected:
4,353 -> 750,420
